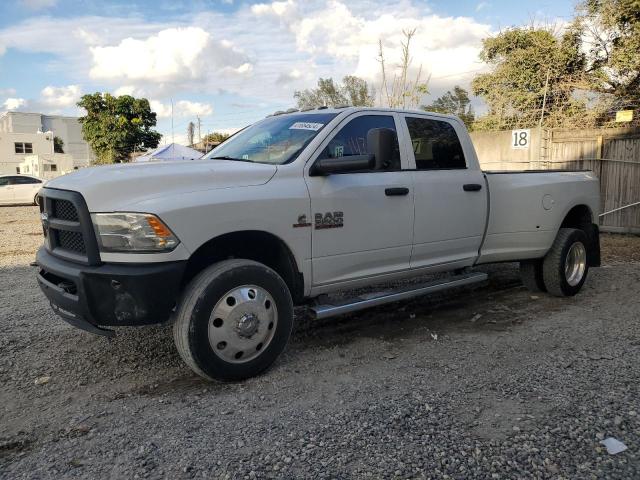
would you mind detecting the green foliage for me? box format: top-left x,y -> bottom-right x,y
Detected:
341,76 -> 376,108
578,0 -> 640,99
471,26 -> 588,130
422,86 -> 475,128
77,93 -> 162,164
203,131 -> 231,144
471,1 -> 640,130
53,136 -> 64,154
294,76 -> 374,109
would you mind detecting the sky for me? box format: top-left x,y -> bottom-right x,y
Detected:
0,0 -> 578,144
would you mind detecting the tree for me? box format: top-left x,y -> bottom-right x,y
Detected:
378,29 -> 430,108
203,131 -> 231,144
294,76 -> 374,109
341,76 -> 375,107
575,0 -> 640,101
53,136 -> 64,154
77,93 -> 162,164
423,86 -> 475,127
471,26 -> 589,130
187,121 -> 195,146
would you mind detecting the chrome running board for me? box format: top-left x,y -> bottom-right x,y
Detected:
309,272 -> 488,320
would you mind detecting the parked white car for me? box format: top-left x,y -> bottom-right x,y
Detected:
35,107 -> 601,382
0,174 -> 45,205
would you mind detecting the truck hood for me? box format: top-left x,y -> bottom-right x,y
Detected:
45,160 -> 277,211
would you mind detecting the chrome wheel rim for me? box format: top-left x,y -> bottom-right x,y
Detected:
565,242 -> 587,287
208,285 -> 278,364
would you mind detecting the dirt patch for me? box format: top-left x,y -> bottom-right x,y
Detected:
601,232 -> 640,264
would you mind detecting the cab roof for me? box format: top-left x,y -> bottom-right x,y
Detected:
267,106 -> 461,123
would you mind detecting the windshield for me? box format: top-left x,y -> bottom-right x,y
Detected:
203,112 -> 338,165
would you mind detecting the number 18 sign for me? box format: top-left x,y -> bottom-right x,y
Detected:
511,129 -> 530,149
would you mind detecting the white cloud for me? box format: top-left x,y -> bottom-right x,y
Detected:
89,27 -> 251,84
40,85 -> 81,108
3,98 -> 27,110
20,0 -> 57,9
251,0 -> 296,18
0,1 -> 494,109
476,1 -> 490,11
277,68 -> 304,83
224,0 -> 492,102
225,62 -> 254,76
151,100 -> 213,118
113,85 -> 146,97
0,88 -> 17,97
248,0 -> 492,92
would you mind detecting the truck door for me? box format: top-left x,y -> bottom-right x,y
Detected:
305,113 -> 414,288
401,115 -> 487,269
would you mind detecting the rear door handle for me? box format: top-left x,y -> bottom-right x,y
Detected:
385,187 -> 409,196
463,183 -> 482,192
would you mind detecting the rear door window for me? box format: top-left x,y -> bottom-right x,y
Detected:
405,117 -> 466,170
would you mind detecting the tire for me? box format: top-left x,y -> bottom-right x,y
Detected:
34,194 -> 40,206
173,259 -> 293,382
542,228 -> 589,297
519,260 -> 546,293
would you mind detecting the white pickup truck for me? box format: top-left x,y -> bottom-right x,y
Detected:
36,107 -> 601,381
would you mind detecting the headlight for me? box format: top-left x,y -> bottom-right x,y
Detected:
91,213 -> 179,253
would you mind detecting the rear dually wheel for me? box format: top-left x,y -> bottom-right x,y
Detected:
542,228 -> 590,297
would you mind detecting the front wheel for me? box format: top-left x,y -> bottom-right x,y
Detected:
173,259 -> 293,382
542,228 -> 589,297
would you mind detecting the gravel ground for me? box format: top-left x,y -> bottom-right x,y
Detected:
1,205 -> 639,479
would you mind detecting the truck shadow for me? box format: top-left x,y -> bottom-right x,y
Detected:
291,263 -> 527,346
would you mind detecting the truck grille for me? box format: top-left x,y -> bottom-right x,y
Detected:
53,199 -> 79,222
57,230 -> 86,254
40,188 -> 100,265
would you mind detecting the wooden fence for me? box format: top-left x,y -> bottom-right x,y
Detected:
472,126 -> 640,233
543,127 -> 640,233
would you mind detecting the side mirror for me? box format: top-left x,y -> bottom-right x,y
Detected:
310,154 -> 374,176
367,128 -> 396,170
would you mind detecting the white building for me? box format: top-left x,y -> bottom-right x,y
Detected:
0,111 -> 94,176
19,154 -> 76,179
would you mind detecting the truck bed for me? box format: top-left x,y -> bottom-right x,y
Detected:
477,170 -> 600,264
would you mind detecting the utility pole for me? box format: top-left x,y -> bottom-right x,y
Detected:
197,115 -> 202,145
538,69 -> 550,130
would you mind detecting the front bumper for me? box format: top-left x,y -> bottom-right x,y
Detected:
36,247 -> 186,336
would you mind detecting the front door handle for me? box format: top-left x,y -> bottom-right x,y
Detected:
463,183 -> 482,192
385,187 -> 409,196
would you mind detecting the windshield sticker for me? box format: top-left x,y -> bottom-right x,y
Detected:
289,122 -> 324,131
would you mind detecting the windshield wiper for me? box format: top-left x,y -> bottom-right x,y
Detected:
209,156 -> 253,162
